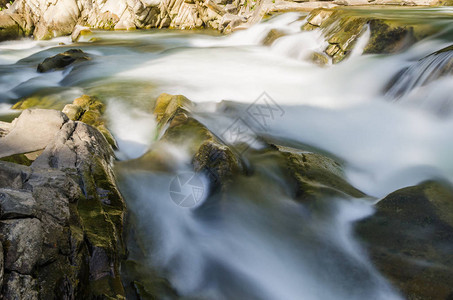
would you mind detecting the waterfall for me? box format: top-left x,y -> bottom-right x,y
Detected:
385,46 -> 453,99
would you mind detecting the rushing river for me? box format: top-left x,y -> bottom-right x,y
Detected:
1,8 -> 453,300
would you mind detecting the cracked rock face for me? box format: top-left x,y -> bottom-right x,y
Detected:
0,109 -> 126,299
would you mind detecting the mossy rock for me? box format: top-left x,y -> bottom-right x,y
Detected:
363,19 -> 417,54
75,161 -> 125,298
80,109 -> 103,127
275,145 -> 365,202
0,153 -> 33,166
65,95 -> 117,149
122,260 -> 179,300
11,95 -> 67,110
62,103 -> 84,120
153,93 -> 192,126
193,140 -> 244,186
355,181 -> 453,300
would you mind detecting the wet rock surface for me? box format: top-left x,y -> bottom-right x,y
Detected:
37,49 -> 90,73
0,108 -> 126,299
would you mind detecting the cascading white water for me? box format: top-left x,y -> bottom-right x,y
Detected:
1,9 -> 453,299
386,48 -> 453,99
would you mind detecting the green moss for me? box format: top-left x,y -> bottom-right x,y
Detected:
80,109 -> 102,127
0,153 -> 32,166
122,260 -> 179,300
364,20 -> 415,54
11,95 -> 66,110
0,112 -> 20,123
90,275 -> 125,299
154,93 -> 191,126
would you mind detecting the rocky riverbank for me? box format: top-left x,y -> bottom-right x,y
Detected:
0,0 -> 450,42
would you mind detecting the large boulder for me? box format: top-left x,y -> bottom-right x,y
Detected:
355,181 -> 453,300
0,109 -> 67,159
0,108 -> 126,299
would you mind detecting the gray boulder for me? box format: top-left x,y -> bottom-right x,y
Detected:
0,109 -> 67,159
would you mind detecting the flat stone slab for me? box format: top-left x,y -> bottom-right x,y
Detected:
0,109 -> 67,159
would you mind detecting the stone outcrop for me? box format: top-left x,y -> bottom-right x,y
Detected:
0,108 -> 126,299
355,181 -> 453,300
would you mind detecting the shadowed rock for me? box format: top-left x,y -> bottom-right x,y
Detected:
355,181 -> 453,300
37,49 -> 90,73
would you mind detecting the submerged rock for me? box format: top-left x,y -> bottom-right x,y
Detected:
262,28 -> 286,46
37,49 -> 90,73
355,181 -> 453,300
268,145 -> 366,202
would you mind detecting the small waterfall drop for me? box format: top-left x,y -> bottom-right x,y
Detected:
385,45 -> 453,99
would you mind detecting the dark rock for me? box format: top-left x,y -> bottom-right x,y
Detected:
37,49 -> 90,73
0,218 -> 44,274
0,189 -> 37,219
0,108 -> 126,298
0,161 -> 30,190
355,181 -> 453,300
364,19 -> 417,54
2,271 -> 38,300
